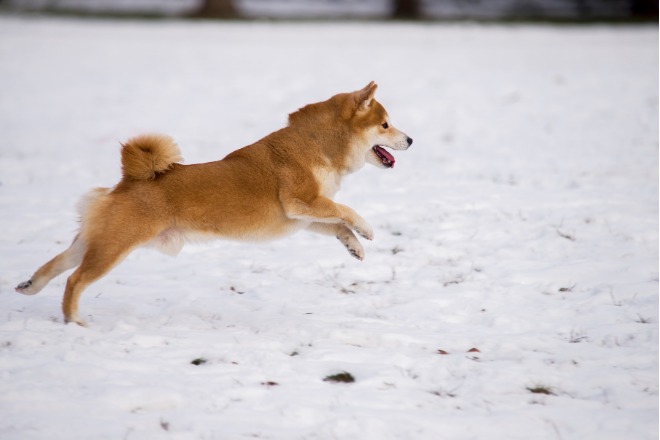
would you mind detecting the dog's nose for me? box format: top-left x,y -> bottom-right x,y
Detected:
406,137 -> 413,146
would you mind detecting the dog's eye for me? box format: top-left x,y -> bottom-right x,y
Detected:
381,122 -> 389,129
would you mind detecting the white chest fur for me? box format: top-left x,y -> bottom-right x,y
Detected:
314,167 -> 342,199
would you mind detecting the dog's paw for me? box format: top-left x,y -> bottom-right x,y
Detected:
15,280 -> 38,295
344,241 -> 364,261
350,216 -> 373,241
353,224 -> 373,241
335,227 -> 365,260
349,248 -> 364,261
64,315 -> 88,327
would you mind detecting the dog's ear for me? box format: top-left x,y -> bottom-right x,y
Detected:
355,81 -> 378,113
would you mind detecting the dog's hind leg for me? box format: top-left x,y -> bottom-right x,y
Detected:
61,221 -> 159,326
307,223 -> 364,261
61,239 -> 137,326
16,234 -> 86,296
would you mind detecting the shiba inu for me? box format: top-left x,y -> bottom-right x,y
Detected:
15,82 -> 412,326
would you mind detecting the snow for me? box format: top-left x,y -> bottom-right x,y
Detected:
0,16 -> 657,440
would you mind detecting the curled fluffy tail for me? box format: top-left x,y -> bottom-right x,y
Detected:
120,134 -> 182,180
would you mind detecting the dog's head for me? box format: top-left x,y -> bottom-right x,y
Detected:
346,81 -> 412,170
288,82 -> 412,172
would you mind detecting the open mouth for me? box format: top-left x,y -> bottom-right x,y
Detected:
372,145 -> 395,168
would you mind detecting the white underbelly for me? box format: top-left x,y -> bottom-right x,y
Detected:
145,219 -> 311,256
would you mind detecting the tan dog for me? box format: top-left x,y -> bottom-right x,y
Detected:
15,82 -> 412,326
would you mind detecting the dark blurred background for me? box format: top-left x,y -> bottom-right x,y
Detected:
1,0 -> 658,21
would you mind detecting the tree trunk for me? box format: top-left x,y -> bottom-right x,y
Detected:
631,0 -> 659,18
193,0 -> 238,19
391,0 -> 421,19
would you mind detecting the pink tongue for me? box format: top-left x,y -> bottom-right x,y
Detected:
374,146 -> 395,166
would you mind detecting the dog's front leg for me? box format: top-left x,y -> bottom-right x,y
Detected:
281,194 -> 373,241
307,223 -> 365,260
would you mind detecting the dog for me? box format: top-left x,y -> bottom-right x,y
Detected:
15,82 -> 412,326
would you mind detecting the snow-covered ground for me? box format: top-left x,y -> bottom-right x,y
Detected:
0,16 -> 657,440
